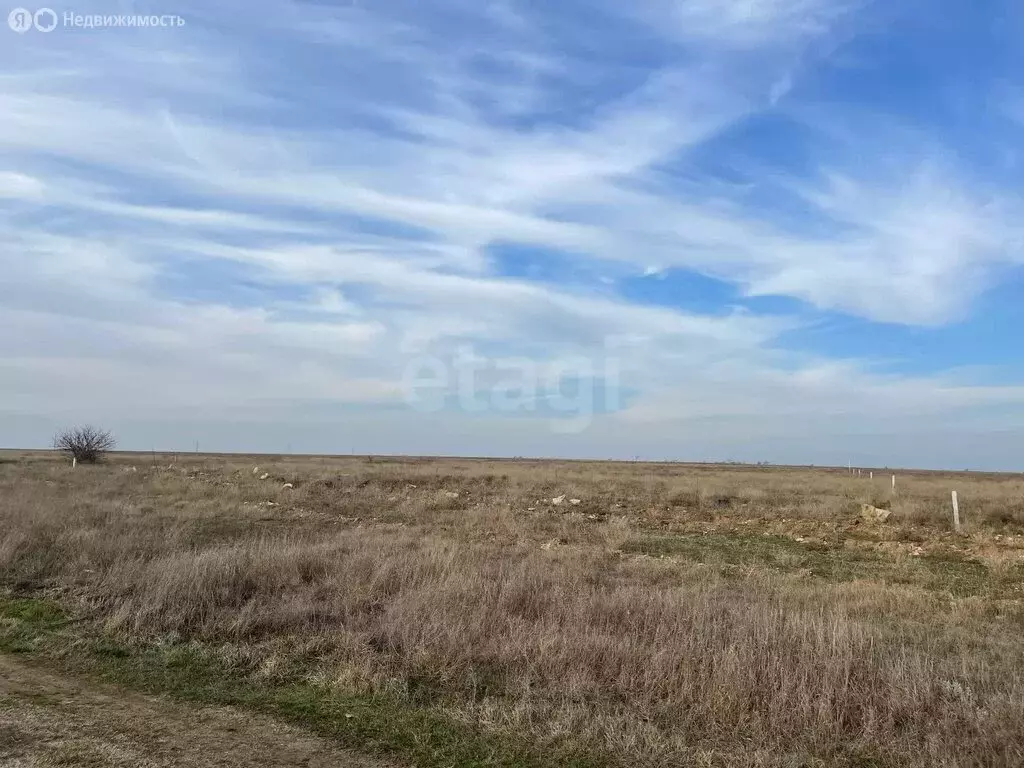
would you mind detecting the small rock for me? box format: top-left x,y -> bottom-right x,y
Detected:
527,507 -> 537,511
552,495 -> 566,505
282,483 -> 294,489
444,491 -> 460,499
569,498 -> 581,505
860,503 -> 892,523
253,466 -> 259,474
260,473 -> 269,480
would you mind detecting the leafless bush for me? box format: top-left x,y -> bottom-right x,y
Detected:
52,425 -> 115,464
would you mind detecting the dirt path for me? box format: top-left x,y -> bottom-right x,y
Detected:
0,654 -> 399,767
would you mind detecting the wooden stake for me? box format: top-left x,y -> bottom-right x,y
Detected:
891,474 -> 896,494
952,491 -> 962,534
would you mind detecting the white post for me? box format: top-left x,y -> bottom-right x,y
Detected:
952,491 -> 961,533
72,457 -> 77,469
870,471 -> 873,480
891,474 -> 896,494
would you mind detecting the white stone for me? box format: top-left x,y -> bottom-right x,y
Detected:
860,503 -> 892,523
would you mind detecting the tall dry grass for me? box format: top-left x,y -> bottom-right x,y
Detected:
2,453 -> 1024,766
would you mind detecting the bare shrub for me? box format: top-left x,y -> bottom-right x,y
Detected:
53,425 -> 115,464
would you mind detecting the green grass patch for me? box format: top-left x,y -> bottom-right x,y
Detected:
0,597 -> 66,625
621,532 -> 876,578
620,533 -> 999,596
0,596 -> 70,653
910,553 -> 992,598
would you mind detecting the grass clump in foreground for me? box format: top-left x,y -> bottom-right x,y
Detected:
0,597 -> 70,653
2,455 -> 1024,767
0,596 -> 593,768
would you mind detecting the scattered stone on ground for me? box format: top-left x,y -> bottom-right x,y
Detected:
860,503 -> 892,523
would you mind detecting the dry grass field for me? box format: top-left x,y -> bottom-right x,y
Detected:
2,451 -> 1024,767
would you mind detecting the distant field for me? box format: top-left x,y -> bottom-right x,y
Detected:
2,451 -> 1023,767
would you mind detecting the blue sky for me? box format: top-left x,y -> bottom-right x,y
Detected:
2,0 -> 1024,468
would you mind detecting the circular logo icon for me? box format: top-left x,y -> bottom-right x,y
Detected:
8,7 -> 33,32
34,7 -> 57,31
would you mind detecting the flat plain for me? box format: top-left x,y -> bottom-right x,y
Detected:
2,451 -> 1023,767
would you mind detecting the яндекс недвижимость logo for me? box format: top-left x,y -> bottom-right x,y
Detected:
8,7 -> 57,32
8,8 -> 183,32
